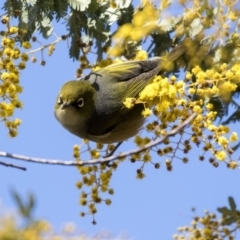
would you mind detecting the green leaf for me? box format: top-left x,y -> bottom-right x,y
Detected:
68,0 -> 91,11
36,14 -> 53,38
159,18 -> 174,32
217,207 -> 230,214
228,196 -> 237,211
189,18 -> 203,37
26,0 -> 37,6
221,108 -> 240,125
54,0 -> 69,21
116,0 -> 131,9
69,34 -> 80,60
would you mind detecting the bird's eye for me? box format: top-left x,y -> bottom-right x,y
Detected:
58,95 -> 63,104
77,98 -> 84,108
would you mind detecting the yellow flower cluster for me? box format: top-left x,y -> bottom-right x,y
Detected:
139,75 -> 187,124
174,209 -> 239,240
108,2 -> 159,56
0,23 -> 30,137
188,64 -> 240,102
73,142 -> 123,221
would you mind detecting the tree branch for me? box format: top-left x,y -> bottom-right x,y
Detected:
27,37 -> 63,55
0,161 -> 26,171
0,113 -> 196,167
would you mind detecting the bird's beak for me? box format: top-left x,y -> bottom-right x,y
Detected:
61,102 -> 70,110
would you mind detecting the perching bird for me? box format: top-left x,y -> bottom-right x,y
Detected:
55,45 -> 186,144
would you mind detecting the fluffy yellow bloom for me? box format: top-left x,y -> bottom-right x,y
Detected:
196,71 -> 206,83
90,150 -> 100,159
205,103 -> 213,110
1,72 -> 11,80
225,81 -> 237,91
1,37 -> 15,48
156,100 -> 170,112
207,124 -> 217,131
219,125 -> 229,134
218,136 -> 228,147
21,53 -> 29,61
22,41 -> 32,49
186,72 -> 192,80
220,63 -> 227,71
193,106 -> 202,114
18,62 -> 26,70
139,82 -> 159,101
192,66 -> 202,74
228,11 -> 237,21
142,108 -> 152,117
123,98 -> 135,109
215,151 -> 226,161
188,88 -> 196,95
11,118 -> 21,127
9,26 -> 18,34
135,50 -> 148,60
229,132 -> 238,142
177,99 -> 187,106
135,135 -> 144,146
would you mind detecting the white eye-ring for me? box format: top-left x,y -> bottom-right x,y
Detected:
77,98 -> 84,108
58,95 -> 63,104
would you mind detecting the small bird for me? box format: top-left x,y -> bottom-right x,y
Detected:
55,45 -> 186,144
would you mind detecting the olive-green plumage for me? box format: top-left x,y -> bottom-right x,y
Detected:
55,45 -> 186,143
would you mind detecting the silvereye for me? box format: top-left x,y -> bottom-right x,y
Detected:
55,45 -> 186,143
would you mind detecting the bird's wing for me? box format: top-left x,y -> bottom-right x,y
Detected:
86,45 -> 187,136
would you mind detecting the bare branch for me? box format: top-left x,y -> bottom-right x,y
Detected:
0,113 -> 196,167
0,161 -> 26,171
27,37 -> 63,55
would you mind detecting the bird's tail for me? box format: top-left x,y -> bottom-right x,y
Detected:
167,44 -> 187,62
160,44 -> 187,72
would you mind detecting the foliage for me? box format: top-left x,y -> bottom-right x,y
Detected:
174,197 -> 240,240
1,0 -> 240,224
0,194 -> 240,240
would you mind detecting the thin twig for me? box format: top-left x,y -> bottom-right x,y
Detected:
0,113 -> 197,167
27,37 -> 62,55
0,161 -> 26,171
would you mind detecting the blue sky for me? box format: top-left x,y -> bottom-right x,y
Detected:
1,7 -> 240,240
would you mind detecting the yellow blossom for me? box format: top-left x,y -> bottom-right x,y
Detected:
135,50 -> 148,60
228,161 -> 238,169
143,152 -> 151,162
188,88 -> 195,95
228,11 -> 237,21
229,132 -> 238,142
21,53 -> 29,61
217,136 -> 228,147
215,151 -> 226,161
192,66 -> 201,75
22,41 -> 32,49
186,72 -> 192,80
139,82 -> 159,101
1,15 -> 9,23
177,99 -> 187,106
123,98 -> 135,109
142,108 -> 152,117
135,135 -> 144,146
170,75 -> 177,81
219,125 -> 229,134
18,62 -> 26,70
207,124 -> 217,131
193,106 -> 202,114
220,63 -> 227,71
90,150 -> 100,159
9,26 -> 18,34
206,103 -> 213,110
